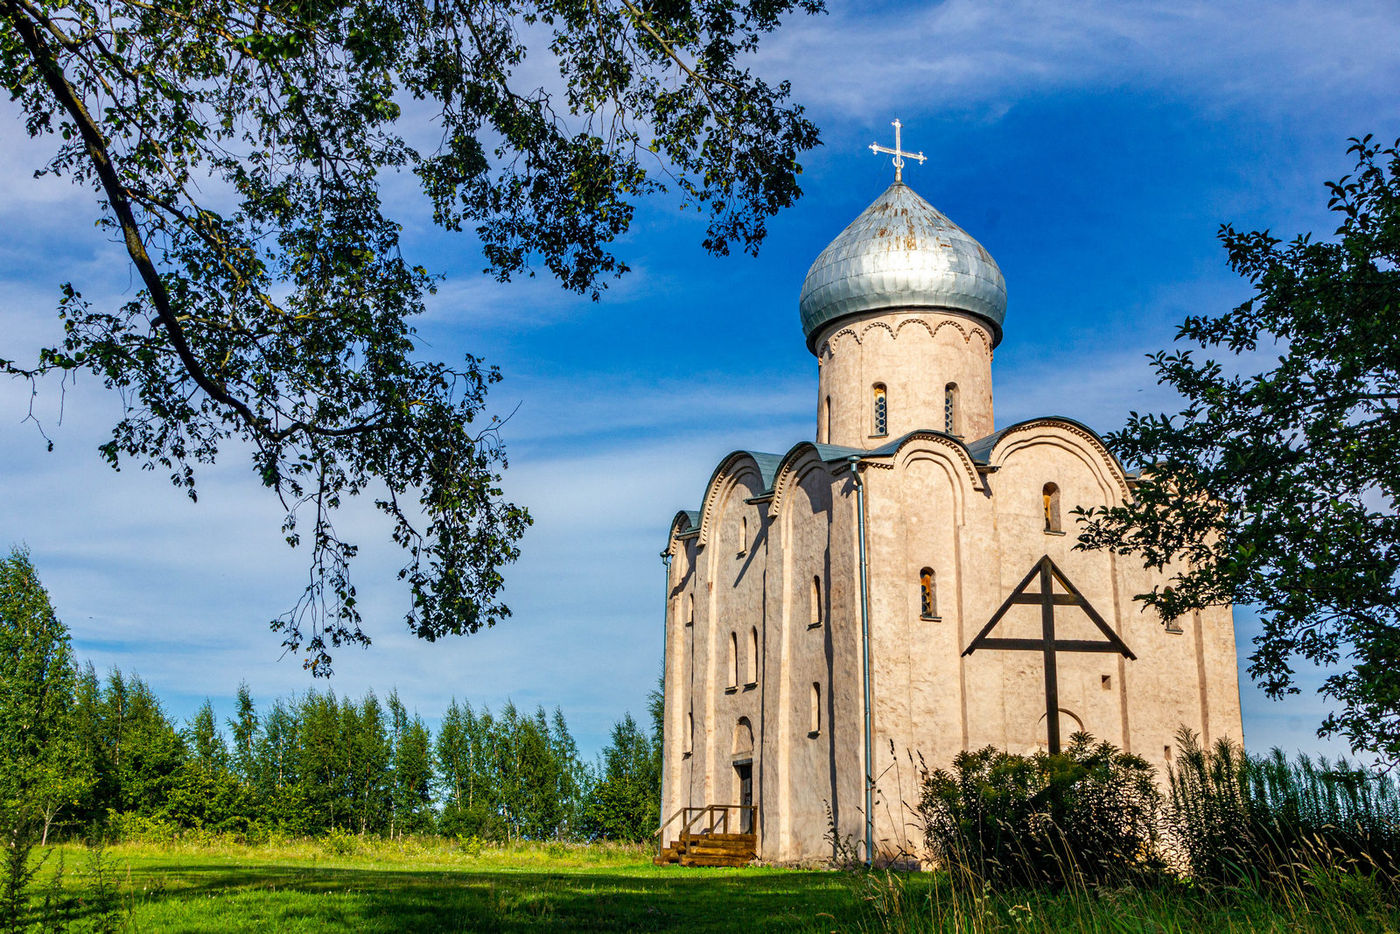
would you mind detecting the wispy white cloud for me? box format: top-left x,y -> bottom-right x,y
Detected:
763,0 -> 1400,121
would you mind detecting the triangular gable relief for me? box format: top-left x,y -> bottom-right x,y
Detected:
963,555 -> 1136,659
963,555 -> 1135,754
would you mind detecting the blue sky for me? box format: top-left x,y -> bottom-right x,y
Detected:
2,0 -> 1399,761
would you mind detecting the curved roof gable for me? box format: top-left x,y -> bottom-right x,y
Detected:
672,443 -> 866,549
665,419 -> 1130,550
969,416 -> 1133,498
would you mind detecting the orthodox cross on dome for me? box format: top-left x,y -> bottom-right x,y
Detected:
963,555 -> 1136,754
869,118 -> 926,182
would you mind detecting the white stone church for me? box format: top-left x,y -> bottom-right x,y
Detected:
658,144 -> 1243,865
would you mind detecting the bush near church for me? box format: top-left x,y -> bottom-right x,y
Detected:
918,733 -> 1165,889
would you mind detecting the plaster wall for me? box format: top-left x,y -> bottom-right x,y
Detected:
856,423 -> 1243,862
979,425 -> 1242,777
764,457 -> 847,862
814,309 -> 994,447
702,469 -> 769,815
860,440 -> 981,855
661,425 -> 1245,864
662,420 -> 1243,867
660,453 -> 867,864
660,534 -> 696,826
964,426 -> 1138,757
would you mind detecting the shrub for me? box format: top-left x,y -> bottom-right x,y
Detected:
321,828 -> 361,857
918,733 -> 1164,889
105,811 -> 181,844
439,803 -> 509,843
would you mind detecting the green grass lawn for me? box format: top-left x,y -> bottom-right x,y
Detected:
35,837 -> 862,933
23,837 -> 1400,933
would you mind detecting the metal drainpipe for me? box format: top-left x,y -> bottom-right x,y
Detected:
660,550 -> 672,693
659,550 -> 672,825
848,455 -> 874,866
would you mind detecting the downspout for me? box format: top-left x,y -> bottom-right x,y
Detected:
659,550 -> 673,810
660,549 -> 673,703
848,455 -> 874,866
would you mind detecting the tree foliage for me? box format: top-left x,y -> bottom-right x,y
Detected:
0,549 -> 75,805
0,0 -> 821,671
434,700 -> 586,840
0,545 -> 80,906
581,712 -> 658,842
46,678 -> 633,841
1078,136 -> 1400,766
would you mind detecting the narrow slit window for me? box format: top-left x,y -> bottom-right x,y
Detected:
920,567 -> 937,619
944,383 -> 959,435
686,711 -> 694,753
810,576 -> 823,627
686,594 -> 695,626
872,384 -> 888,436
1043,483 -> 1061,533
728,632 -> 739,688
738,515 -> 748,556
823,395 -> 832,444
747,627 -> 758,684
810,683 -> 821,734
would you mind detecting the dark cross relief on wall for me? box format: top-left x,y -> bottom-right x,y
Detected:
963,555 -> 1136,754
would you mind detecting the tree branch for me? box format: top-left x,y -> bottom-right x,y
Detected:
4,0 -> 268,433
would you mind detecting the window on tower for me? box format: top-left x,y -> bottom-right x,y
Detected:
823,395 -> 832,444
872,384 -> 888,436
944,383 -> 959,435
920,567 -> 938,619
728,632 -> 739,689
1043,483 -> 1062,533
747,627 -> 758,685
810,576 -> 823,627
809,682 -> 821,735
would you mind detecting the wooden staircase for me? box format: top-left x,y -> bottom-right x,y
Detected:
654,805 -> 757,867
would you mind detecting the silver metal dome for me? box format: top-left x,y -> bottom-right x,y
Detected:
799,182 -> 1007,351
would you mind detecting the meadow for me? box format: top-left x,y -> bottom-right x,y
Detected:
23,836 -> 1400,933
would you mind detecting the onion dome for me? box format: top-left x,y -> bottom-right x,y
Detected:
798,181 -> 1007,351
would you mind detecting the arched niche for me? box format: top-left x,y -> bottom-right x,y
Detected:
732,717 -> 754,760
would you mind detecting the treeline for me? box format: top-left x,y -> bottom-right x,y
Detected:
1,549 -> 661,846
70,673 -> 659,843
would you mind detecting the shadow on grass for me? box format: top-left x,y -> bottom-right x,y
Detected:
103,860 -> 860,933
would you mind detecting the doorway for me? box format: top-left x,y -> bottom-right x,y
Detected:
733,759 -> 753,833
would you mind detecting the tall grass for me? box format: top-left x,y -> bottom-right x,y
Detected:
823,866 -> 1400,933
859,732 -> 1400,933
1167,728 -> 1400,888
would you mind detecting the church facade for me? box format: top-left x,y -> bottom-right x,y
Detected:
659,175 -> 1243,865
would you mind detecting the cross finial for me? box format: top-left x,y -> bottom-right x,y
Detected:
869,118 -> 926,183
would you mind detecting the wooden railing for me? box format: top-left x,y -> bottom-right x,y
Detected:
654,804 -> 758,856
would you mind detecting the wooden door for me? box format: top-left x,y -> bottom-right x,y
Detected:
734,760 -> 753,833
